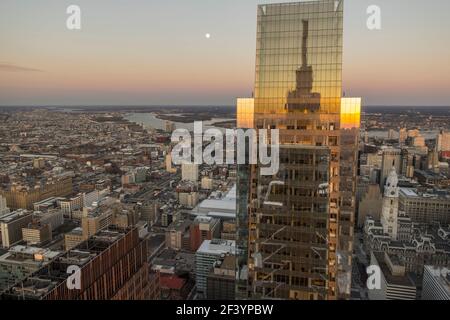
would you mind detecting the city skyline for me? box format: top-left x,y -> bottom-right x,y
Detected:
1,0 -> 450,106
1,0 -> 450,304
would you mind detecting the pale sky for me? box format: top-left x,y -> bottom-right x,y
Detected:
1,0 -> 450,106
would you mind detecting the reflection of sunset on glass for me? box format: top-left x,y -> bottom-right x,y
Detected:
341,98 -> 361,129
1,0 -> 450,306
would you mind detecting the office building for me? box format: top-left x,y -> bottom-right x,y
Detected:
0,175 -> 73,210
178,191 -> 199,208
34,209 -> 64,231
368,252 -> 417,300
3,227 -> 151,300
0,210 -> 33,248
82,190 -> 100,208
60,194 -> 83,217
64,227 -> 83,251
195,239 -> 235,297
22,221 -> 52,245
33,197 -> 64,212
236,0 -> 360,300
399,188 -> 450,224
422,265 -> 450,300
165,220 -> 191,251
190,216 -> 220,251
206,255 -> 236,300
140,201 -> 159,226
81,207 -> 113,240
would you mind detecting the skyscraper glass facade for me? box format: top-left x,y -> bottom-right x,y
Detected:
237,0 -> 360,300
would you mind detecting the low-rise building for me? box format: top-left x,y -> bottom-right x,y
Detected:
0,245 -> 61,292
22,221 -> 52,245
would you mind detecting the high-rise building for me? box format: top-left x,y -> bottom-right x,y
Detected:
190,216 -> 220,251
195,239 -> 235,298
422,266 -> 450,300
165,219 -> 191,251
0,210 -> 33,248
206,255 -> 236,300
3,227 -> 150,300
236,0 -> 360,300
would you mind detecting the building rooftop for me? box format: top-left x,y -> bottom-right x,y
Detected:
373,252 -> 416,288
0,210 -> 31,223
0,245 -> 61,264
2,227 -> 133,299
197,239 -> 236,256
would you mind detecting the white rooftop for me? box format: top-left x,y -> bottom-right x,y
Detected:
197,239 -> 235,256
399,188 -> 418,197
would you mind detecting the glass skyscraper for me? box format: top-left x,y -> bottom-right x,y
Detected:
237,0 -> 360,300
